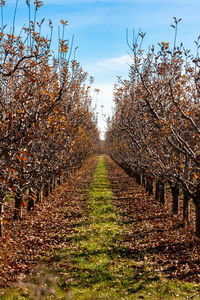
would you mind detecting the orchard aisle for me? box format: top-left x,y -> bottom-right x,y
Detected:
64,155 -> 200,299
64,155 -> 147,299
1,155 -> 200,299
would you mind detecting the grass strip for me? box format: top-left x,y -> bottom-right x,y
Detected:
64,155 -> 200,299
1,155 -> 200,299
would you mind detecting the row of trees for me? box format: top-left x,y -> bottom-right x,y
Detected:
105,19 -> 200,236
0,1 -> 99,236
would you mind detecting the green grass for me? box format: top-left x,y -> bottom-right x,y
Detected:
1,155 -> 200,299
60,155 -> 200,299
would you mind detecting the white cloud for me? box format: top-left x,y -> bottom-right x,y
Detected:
85,54 -> 132,80
87,54 -> 132,117
95,54 -> 133,70
85,54 -> 133,137
91,83 -> 115,139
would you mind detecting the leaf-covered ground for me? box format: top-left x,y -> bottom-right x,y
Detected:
0,156 -> 97,288
1,155 -> 200,299
104,156 -> 200,284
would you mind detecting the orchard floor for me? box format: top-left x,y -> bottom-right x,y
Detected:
1,155 -> 200,299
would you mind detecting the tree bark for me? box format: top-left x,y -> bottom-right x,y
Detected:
146,177 -> 153,196
142,175 -> 146,188
44,182 -> 49,197
170,182 -> 179,215
48,180 -> 51,196
159,182 -> 165,205
155,180 -> 160,200
60,174 -> 64,185
194,200 -> 200,238
193,184 -> 200,237
35,191 -> 40,203
183,189 -> 190,222
57,174 -> 61,185
52,176 -> 56,190
0,202 -> 4,237
49,178 -> 53,193
14,191 -> 22,220
54,176 -> 57,188
135,173 -> 141,185
39,184 -> 44,202
27,190 -> 35,211
27,197 -> 34,211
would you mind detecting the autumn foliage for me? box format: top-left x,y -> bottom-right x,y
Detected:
105,19 -> 200,236
0,1 -> 99,236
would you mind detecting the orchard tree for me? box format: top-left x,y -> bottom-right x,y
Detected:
0,0 -> 99,236
106,19 -> 200,236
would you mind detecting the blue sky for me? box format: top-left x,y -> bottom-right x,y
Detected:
3,0 -> 200,138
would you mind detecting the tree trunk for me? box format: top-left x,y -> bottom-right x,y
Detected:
60,174 -> 64,185
170,183 -> 179,215
0,202 -> 4,237
146,177 -> 153,196
35,191 -> 40,203
52,176 -> 56,190
194,200 -> 200,238
155,180 -> 160,200
142,175 -> 146,188
14,191 -> 22,220
27,197 -> 34,211
48,180 -> 51,196
49,178 -> 53,193
39,184 -> 44,202
57,176 -> 61,186
159,182 -> 165,205
135,173 -> 141,185
44,182 -> 49,197
27,191 -> 35,211
183,189 -> 190,222
193,184 -> 200,237
125,167 -> 132,177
